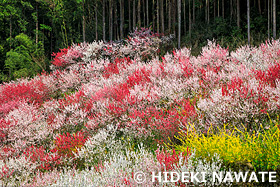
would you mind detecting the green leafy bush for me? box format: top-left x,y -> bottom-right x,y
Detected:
4,33 -> 47,81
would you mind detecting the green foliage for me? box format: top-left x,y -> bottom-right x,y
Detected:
40,24 -> 52,31
4,33 -> 46,80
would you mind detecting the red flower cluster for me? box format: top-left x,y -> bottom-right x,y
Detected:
52,131 -> 87,158
51,48 -> 69,67
156,148 -> 191,171
23,146 -> 60,171
0,80 -> 48,116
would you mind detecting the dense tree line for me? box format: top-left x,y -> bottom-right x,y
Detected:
0,0 -> 279,82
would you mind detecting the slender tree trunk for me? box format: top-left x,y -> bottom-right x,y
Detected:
42,17 -> 45,45
103,0 -> 106,41
10,15 -> 12,49
178,0 -> 181,48
138,0 -> 141,27
120,0 -> 124,38
173,0 -> 176,35
233,0 -> 236,17
160,0 -> 164,33
268,0 -> 270,38
205,0 -> 207,23
95,5 -> 98,40
166,0 -> 168,18
230,0 -> 233,21
247,0 -> 250,45
51,20 -> 53,55
218,0 -> 220,17
214,0 -> 216,20
157,0 -> 160,33
133,0 -> 136,30
9,14 -> 12,77
237,0 -> 240,28
143,0 -> 146,26
222,0 -> 224,19
129,0 -> 131,31
192,0 -> 195,23
146,0 -> 149,27
258,0 -> 261,14
82,1 -> 86,42
153,0 -> 155,31
273,0 -> 276,39
168,0 -> 171,32
189,0 -> 191,38
109,0 -> 113,41
114,1 -> 119,40
271,0 -> 273,35
183,0 -> 186,35
208,0 -> 210,23
36,3 -> 38,44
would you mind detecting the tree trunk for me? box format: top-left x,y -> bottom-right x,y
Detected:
51,20 -> 53,56
133,0 -> 136,30
214,0 -> 216,20
95,5 -> 98,40
114,1 -> 119,40
173,0 -> 176,35
178,0 -> 181,48
273,0 -> 276,39
160,0 -> 164,33
42,17 -> 45,45
153,0 -> 155,31
237,0 -> 240,28
157,0 -> 160,33
109,0 -> 113,41
168,0 -> 171,32
208,0 -> 210,23
271,0 -> 273,35
268,0 -> 270,38
143,0 -> 146,26
230,0 -> 233,21
10,15 -> 12,49
189,0 -> 191,38
205,0 -> 207,23
120,0 -> 124,38
247,0 -> 250,45
218,0 -> 220,17
138,0 -> 141,27
146,0 -> 149,27
183,0 -> 186,35
103,0 -> 106,41
192,0 -> 195,23
258,0 -> 261,14
222,0 -> 224,19
36,3 -> 39,44
82,1 -> 85,42
129,0 -> 131,31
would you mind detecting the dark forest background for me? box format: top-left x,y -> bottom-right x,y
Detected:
0,0 -> 279,82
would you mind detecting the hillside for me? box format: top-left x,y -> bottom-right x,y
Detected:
0,29 -> 280,186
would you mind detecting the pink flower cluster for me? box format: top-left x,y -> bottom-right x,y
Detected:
51,27 -> 174,70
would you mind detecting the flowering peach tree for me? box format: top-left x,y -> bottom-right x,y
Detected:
0,29 -> 280,186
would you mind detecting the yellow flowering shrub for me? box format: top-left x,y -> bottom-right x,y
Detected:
172,120 -> 280,171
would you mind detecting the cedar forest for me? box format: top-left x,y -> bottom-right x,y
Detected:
0,0 -> 279,81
